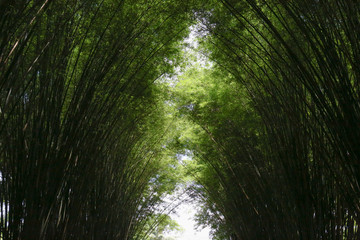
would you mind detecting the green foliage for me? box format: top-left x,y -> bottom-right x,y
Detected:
2,1 -> 360,240
179,1 -> 360,239
0,1 -> 194,239
171,64 -> 264,239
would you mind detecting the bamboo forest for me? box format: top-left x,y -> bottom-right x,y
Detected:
1,1 -> 360,239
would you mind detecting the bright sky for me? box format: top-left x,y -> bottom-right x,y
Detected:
164,199 -> 211,240
164,152 -> 212,240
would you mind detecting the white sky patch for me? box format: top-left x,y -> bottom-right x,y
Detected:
161,154 -> 211,240
164,201 -> 211,240
182,24 -> 213,69
156,22 -> 213,87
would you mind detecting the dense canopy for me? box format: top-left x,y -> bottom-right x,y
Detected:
1,1 -> 360,240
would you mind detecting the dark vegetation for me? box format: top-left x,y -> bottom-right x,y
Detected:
0,1 -> 194,239
1,0 -> 360,240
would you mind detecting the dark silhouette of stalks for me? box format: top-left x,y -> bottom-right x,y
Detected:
190,0 -> 360,239
0,1 -> 192,239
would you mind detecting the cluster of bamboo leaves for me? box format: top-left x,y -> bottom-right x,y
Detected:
0,1 -> 194,239
174,0 -> 360,239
